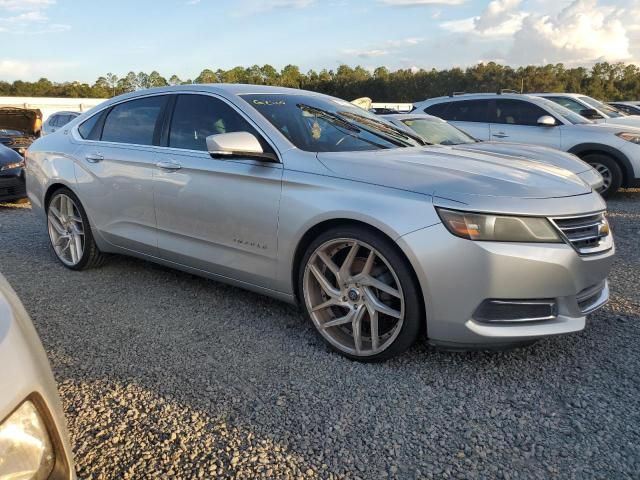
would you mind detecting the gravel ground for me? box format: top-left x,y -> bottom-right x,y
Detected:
0,190 -> 639,480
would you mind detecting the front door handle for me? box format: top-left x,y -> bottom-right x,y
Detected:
492,133 -> 509,138
85,153 -> 104,163
156,160 -> 182,171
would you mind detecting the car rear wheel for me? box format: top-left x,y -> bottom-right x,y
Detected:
46,188 -> 104,270
583,154 -> 622,198
299,225 -> 422,361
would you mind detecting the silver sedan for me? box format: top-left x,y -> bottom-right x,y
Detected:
26,85 -> 615,360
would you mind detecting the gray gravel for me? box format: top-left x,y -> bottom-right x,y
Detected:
1,190 -> 639,480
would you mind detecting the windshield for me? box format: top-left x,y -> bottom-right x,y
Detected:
399,117 -> 476,145
241,94 -> 424,152
579,96 -> 627,118
536,98 -> 592,125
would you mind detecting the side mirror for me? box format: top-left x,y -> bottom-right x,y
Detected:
579,108 -> 603,120
537,115 -> 557,127
206,132 -> 277,162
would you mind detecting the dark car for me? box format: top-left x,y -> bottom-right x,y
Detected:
0,107 -> 42,156
0,143 -> 26,202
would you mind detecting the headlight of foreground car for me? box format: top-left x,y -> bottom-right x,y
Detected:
616,132 -> 640,144
437,208 -> 562,243
0,160 -> 25,171
0,400 -> 55,480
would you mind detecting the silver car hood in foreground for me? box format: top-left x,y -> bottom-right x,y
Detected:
452,142 -> 591,174
317,146 -> 591,200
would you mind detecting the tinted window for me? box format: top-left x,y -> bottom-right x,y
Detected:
169,94 -> 263,151
49,115 -> 61,127
423,102 -> 450,118
494,99 -> 552,126
543,96 -> 586,116
438,100 -> 489,122
242,94 -> 423,152
579,96 -> 626,118
401,118 -> 476,145
78,112 -> 103,139
101,96 -> 165,145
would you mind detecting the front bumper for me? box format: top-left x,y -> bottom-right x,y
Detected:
398,222 -> 615,348
0,172 -> 27,201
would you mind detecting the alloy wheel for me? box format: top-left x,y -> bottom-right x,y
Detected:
47,193 -> 85,266
303,238 -> 405,357
592,162 -> 613,192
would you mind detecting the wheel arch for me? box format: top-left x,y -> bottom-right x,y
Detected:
290,217 -> 427,333
44,182 -> 74,210
568,143 -> 634,187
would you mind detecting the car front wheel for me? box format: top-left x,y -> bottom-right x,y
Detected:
299,225 -> 422,361
583,153 -> 622,198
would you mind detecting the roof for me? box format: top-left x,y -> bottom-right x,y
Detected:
415,92 -> 542,105
381,113 -> 441,121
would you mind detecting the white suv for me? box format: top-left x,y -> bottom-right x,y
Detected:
530,93 -> 640,127
414,93 -> 640,196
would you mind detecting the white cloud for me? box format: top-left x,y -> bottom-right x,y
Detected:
0,0 -> 68,34
0,59 -> 73,80
508,0 -> 631,64
440,0 -> 527,37
342,37 -> 424,60
237,0 -> 315,13
382,0 -> 466,5
342,48 -> 389,58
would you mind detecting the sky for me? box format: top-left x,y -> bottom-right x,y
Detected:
1,0 -> 638,83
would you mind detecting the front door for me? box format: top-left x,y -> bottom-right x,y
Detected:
153,93 -> 283,288
489,99 -> 561,148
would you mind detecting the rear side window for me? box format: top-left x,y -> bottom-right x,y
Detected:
494,99 -> 552,126
168,94 -> 268,152
437,100 -> 489,122
423,102 -> 450,118
101,96 -> 165,145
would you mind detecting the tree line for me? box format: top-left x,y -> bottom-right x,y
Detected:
2,62 -> 640,102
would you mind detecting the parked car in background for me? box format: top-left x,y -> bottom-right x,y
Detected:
381,113 -> 603,192
0,273 -> 75,479
0,107 -> 42,156
414,93 -> 640,196
0,144 -> 26,202
531,93 -> 640,127
42,111 -> 81,136
608,102 -> 640,116
27,85 -> 614,361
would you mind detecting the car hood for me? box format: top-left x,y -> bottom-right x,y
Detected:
0,144 -> 22,164
451,142 -> 591,174
316,146 -> 591,200
0,108 -> 41,136
602,116 -> 640,127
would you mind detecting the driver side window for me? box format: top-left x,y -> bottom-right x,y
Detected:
169,94 -> 271,153
494,100 -> 552,126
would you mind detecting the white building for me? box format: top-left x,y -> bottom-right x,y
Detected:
0,96 -> 107,121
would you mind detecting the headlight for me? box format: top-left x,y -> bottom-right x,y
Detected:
0,401 -> 55,480
437,208 -> 562,243
616,132 -> 640,144
0,160 -> 25,171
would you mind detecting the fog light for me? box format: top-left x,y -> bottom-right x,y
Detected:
0,400 -> 55,480
474,299 -> 557,323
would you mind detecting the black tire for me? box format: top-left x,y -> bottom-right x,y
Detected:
46,187 -> 105,270
298,224 -> 423,362
582,153 -> 623,198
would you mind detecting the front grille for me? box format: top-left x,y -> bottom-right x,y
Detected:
550,212 -> 611,255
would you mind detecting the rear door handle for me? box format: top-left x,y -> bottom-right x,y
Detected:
492,133 -> 509,138
156,160 -> 182,171
85,153 -> 103,163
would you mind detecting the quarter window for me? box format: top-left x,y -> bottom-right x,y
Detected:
423,102 -> 450,118
101,96 -> 165,145
169,94 -> 266,152
494,100 -> 552,126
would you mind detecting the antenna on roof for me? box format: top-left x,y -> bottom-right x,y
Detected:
498,89 -> 520,95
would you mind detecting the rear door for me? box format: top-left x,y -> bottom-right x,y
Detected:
74,94 -> 168,253
424,99 -> 491,140
489,99 -> 561,148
